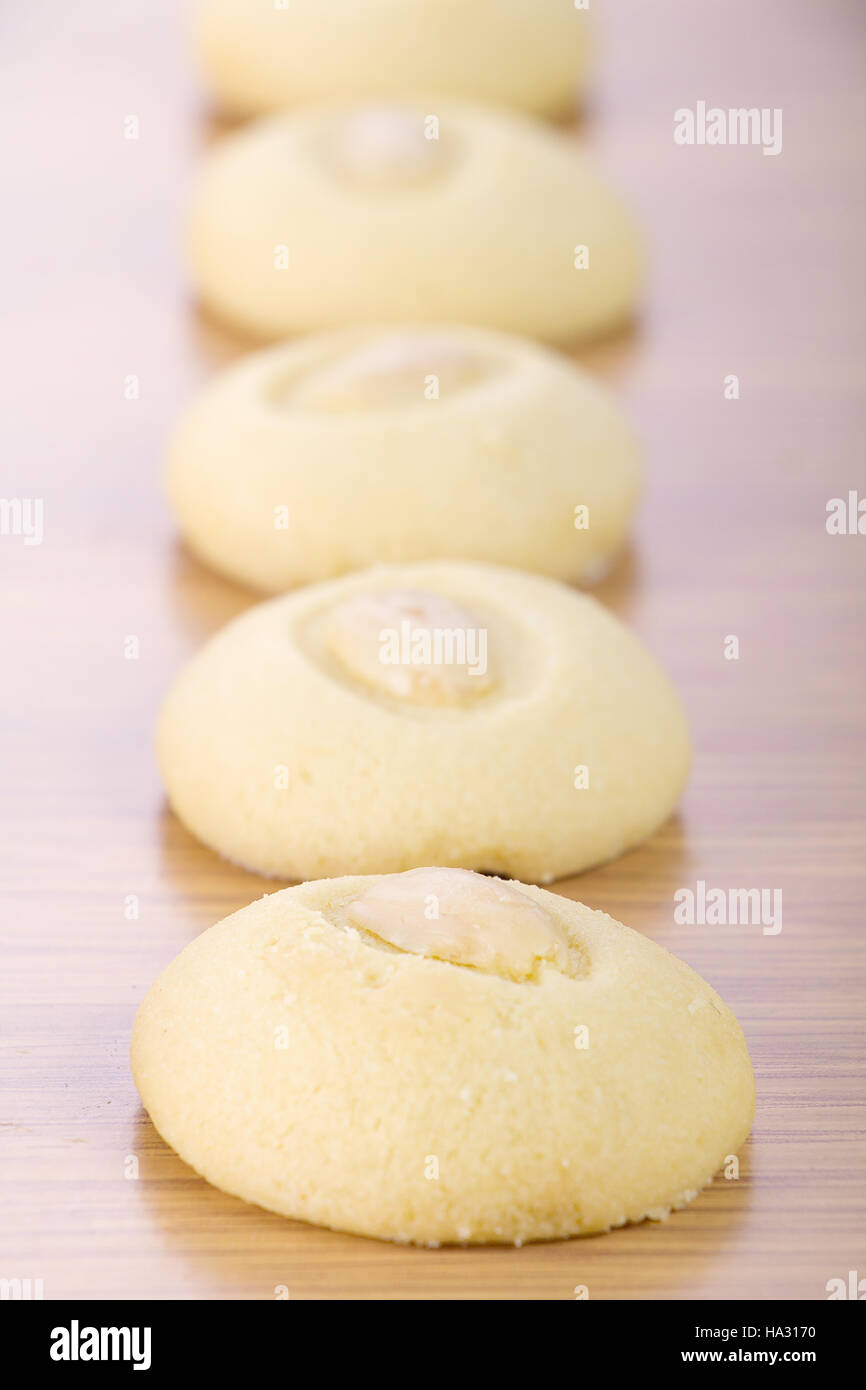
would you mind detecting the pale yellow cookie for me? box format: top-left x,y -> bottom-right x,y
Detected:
193,0 -> 592,119
187,101 -> 643,343
167,324 -> 641,592
131,869 -> 755,1245
156,562 -> 690,881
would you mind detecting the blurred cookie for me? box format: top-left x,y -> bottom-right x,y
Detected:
193,0 -> 592,119
167,324 -> 640,591
156,562 -> 690,880
131,868 -> 755,1244
188,101 -> 642,342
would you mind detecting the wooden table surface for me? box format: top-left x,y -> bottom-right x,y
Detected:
1,0 -> 864,1301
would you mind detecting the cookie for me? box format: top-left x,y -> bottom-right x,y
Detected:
167,324 -> 641,592
193,0 -> 592,119
156,562 -> 690,880
188,101 -> 642,343
131,868 -> 755,1245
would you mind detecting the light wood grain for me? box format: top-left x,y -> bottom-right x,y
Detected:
1,0 -> 865,1300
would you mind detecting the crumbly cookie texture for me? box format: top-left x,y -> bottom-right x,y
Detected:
166,323 -> 641,592
131,871 -> 755,1245
187,101 -> 642,343
156,561 -> 691,882
193,0 -> 592,119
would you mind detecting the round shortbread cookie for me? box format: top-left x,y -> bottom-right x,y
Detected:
131,869 -> 755,1245
167,324 -> 641,592
192,0 -> 593,120
156,562 -> 690,881
188,101 -> 643,343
